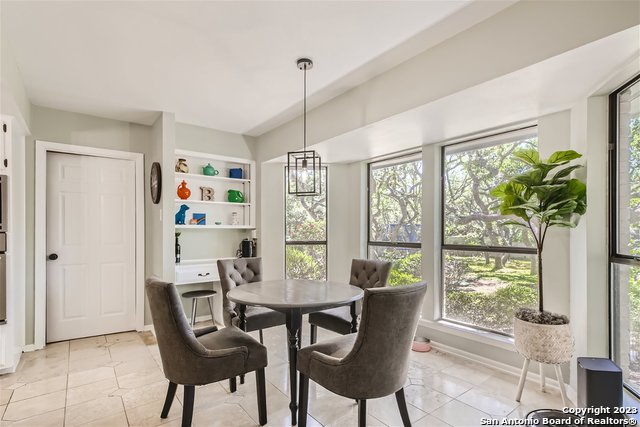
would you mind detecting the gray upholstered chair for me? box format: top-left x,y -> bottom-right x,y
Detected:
308,258 -> 392,344
217,257 -> 285,391
217,258 -> 286,342
145,278 -> 268,427
298,281 -> 427,427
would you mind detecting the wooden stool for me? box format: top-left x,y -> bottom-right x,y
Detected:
182,290 -> 216,327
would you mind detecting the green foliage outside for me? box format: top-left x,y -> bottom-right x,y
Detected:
370,159 -> 422,243
371,250 -> 421,286
285,245 -> 326,281
285,168 -> 327,280
444,254 -> 538,334
624,114 -> 640,388
442,137 -> 540,333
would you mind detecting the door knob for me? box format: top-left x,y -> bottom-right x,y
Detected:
48,254 -> 58,261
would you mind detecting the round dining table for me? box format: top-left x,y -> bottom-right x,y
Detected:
227,279 -> 364,426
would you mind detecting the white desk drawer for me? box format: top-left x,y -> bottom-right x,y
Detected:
176,263 -> 219,284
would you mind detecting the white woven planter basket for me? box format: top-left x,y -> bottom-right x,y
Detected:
513,317 -> 573,364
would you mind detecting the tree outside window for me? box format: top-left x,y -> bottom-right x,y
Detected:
368,153 -> 422,286
610,75 -> 640,397
285,167 -> 327,280
441,130 -> 539,335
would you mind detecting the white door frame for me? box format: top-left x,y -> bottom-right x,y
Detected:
34,140 -> 145,349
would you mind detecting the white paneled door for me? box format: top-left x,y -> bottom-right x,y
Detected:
46,152 -> 136,342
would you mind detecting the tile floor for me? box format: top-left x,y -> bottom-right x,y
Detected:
0,320 -> 567,426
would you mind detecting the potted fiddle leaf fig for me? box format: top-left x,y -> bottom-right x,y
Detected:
490,149 -> 586,367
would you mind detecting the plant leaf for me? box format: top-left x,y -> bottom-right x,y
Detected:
552,164 -> 582,181
547,150 -> 582,164
548,219 -> 577,228
498,220 -> 529,228
512,149 -> 540,165
490,183 -> 508,198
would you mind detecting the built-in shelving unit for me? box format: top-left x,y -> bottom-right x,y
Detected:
173,149 -> 256,289
174,149 -> 255,229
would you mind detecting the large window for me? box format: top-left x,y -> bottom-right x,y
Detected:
610,75 -> 640,397
368,153 -> 422,286
285,167 -> 327,280
441,129 -> 539,336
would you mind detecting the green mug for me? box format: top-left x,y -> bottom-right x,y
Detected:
227,190 -> 245,203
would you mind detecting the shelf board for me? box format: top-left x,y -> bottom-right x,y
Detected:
175,172 -> 250,184
175,225 -> 255,230
176,257 -> 235,266
174,199 -> 250,207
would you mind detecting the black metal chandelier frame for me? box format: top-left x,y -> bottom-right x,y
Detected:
287,58 -> 322,196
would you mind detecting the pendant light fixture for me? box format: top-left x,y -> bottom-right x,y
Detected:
287,57 -> 322,196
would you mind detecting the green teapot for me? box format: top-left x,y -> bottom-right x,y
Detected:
227,190 -> 245,203
202,163 -> 219,176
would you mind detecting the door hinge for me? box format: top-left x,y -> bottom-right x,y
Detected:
2,124 -> 6,133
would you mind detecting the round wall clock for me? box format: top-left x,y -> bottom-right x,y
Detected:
150,162 -> 162,204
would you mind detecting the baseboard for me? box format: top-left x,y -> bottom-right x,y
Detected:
430,340 -> 570,396
141,323 -> 155,334
22,344 -> 43,353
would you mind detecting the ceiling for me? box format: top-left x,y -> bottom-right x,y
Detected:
0,0 -> 497,136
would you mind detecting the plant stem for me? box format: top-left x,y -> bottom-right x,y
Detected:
538,247 -> 543,313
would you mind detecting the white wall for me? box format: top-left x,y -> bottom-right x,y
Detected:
259,163 -> 285,280
176,123 -> 256,160
327,163 -> 365,282
0,32 -> 31,130
538,111 -> 571,318
568,95 -> 610,389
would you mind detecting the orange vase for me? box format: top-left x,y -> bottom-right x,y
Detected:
177,180 -> 191,200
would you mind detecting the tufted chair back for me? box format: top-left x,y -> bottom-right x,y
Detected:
217,257 -> 262,327
349,258 -> 392,290
303,282 -> 427,399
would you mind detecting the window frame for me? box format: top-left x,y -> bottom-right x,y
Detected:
608,73 -> 640,399
284,166 -> 328,280
439,126 -> 539,337
367,152 -> 423,257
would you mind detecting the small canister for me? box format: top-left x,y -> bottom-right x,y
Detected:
229,168 -> 243,179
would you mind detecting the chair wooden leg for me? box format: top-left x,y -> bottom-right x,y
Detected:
255,368 -> 267,426
515,358 -> 530,402
190,299 -> 198,327
310,324 -> 317,345
259,329 -> 264,344
161,381 -> 177,418
554,364 -> 570,407
358,399 -> 367,427
229,377 -> 237,393
298,373 -> 309,427
395,388 -> 411,427
206,297 -> 215,326
182,385 -> 195,427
